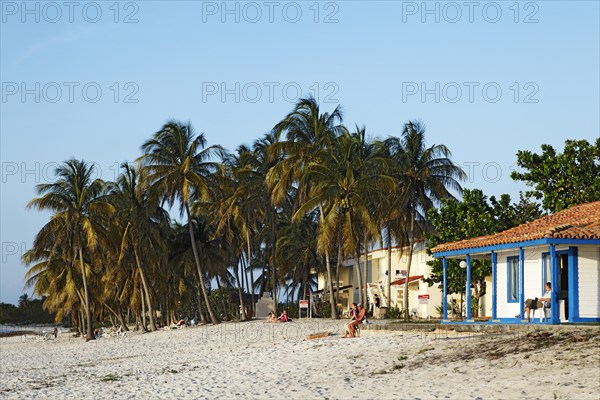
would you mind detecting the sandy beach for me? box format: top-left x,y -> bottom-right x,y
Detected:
1,320 -> 598,399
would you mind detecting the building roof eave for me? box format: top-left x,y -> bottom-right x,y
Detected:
432,238 -> 600,258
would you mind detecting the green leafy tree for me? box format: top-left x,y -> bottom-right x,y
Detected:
511,138 -> 600,212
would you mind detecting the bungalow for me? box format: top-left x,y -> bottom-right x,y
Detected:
431,201 -> 600,324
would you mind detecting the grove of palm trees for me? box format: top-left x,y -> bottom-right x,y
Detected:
23,97 -> 465,338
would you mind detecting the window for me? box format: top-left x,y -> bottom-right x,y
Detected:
541,253 -> 550,294
507,256 -> 519,303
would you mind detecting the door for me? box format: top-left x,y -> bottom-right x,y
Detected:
559,253 -> 569,320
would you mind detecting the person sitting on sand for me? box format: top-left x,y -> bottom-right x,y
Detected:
520,282 -> 552,320
265,312 -> 277,322
278,309 -> 291,322
348,304 -> 356,320
345,303 -> 365,337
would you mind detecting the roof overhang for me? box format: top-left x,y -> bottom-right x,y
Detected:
390,275 -> 424,286
314,284 -> 353,294
432,238 -> 600,259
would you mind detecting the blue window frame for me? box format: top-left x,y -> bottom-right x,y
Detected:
507,256 -> 519,303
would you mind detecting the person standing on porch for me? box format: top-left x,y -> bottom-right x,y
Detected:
521,282 -> 552,320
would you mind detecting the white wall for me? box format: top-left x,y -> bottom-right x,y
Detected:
578,245 -> 600,318
495,244 -> 600,321
496,247 -> 546,318
496,248 -> 519,318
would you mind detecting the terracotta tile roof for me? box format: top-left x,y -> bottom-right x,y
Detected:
432,201 -> 600,253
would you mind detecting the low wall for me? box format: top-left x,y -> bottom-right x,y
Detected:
362,321 -> 599,334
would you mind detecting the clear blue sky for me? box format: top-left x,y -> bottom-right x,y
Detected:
1,1 -> 599,304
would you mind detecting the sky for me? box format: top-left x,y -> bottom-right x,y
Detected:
1,1 -> 599,304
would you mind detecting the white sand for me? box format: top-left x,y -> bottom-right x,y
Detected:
1,320 -> 598,399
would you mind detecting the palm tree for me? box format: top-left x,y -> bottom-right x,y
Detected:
17,293 -> 31,321
18,293 -> 30,309
23,248 -> 83,327
138,120 -> 223,325
27,159 -> 114,340
294,130 -> 391,310
373,138 -> 409,312
210,166 -> 249,320
267,96 -> 345,319
349,126 -> 388,306
276,211 -> 322,302
168,222 -> 208,324
215,144 -> 270,317
385,121 -> 466,319
110,162 -> 170,331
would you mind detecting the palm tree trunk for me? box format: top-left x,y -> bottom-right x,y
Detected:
160,300 -> 167,326
354,251 -> 364,306
117,306 -> 129,331
240,255 -> 250,319
363,233 -> 369,310
247,233 -> 255,318
215,275 -> 228,321
105,303 -> 128,331
78,308 -> 85,336
386,228 -> 392,310
77,240 -> 95,340
134,313 -> 140,331
133,248 -> 157,331
404,210 -> 415,320
270,209 -> 278,307
140,283 -> 147,331
196,282 -> 206,324
233,258 -> 247,321
335,237 -> 342,308
185,202 -> 220,324
324,250 -> 337,319
303,275 -> 308,301
318,205 -> 337,319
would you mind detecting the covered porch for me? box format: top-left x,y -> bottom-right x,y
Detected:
434,241 -> 582,324
431,201 -> 600,325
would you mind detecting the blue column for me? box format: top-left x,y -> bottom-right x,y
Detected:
550,244 -> 560,324
466,254 -> 472,320
491,251 -> 497,320
442,257 -> 448,320
568,247 -> 579,322
519,247 -> 525,320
